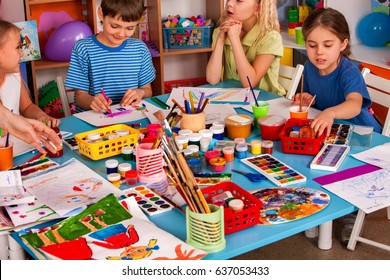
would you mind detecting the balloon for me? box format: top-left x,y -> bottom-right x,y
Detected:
44,21 -> 93,62
357,12 -> 390,47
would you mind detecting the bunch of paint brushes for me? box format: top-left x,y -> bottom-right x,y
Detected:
152,107 -> 211,214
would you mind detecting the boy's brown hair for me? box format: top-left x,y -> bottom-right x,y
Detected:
101,0 -> 145,22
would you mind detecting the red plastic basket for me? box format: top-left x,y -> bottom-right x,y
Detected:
201,182 -> 261,235
279,118 -> 326,155
164,77 -> 208,93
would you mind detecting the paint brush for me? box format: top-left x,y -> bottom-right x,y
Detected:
306,95 -> 316,112
153,110 -> 166,125
199,98 -> 209,113
5,132 -> 10,148
246,76 -> 259,107
299,74 -> 304,112
171,99 -> 186,113
151,187 -> 185,214
101,88 -> 113,117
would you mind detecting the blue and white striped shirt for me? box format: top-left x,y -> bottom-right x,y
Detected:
65,35 -> 155,113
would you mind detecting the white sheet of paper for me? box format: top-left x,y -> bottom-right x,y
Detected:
241,98 -> 321,120
322,169 -> 390,214
352,142 -> 390,170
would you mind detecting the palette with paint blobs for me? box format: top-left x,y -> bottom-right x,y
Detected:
241,154 -> 306,187
124,186 -> 173,215
324,123 -> 352,145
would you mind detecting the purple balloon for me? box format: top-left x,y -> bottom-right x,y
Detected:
44,21 -> 92,62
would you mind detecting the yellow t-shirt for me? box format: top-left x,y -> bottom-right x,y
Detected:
212,24 -> 286,96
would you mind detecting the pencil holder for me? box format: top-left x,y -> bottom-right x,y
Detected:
180,111 -> 206,133
136,142 -> 165,183
186,204 -> 226,253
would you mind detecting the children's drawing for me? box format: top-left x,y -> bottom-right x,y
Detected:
0,170 -> 35,207
322,169 -> 390,214
23,158 -> 124,217
14,194 -> 207,260
352,142 -> 390,170
73,103 -> 160,127
251,187 -> 330,225
13,20 -> 41,62
5,199 -> 60,227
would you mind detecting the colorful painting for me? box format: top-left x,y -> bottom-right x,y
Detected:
251,187 -> 330,225
14,194 -> 207,260
14,20 -> 41,62
23,158 -> 124,217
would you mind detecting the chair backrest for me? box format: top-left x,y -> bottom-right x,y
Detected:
278,64 -> 304,99
56,76 -> 72,117
361,67 -> 390,136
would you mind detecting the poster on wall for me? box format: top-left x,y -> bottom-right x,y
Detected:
14,20 -> 41,62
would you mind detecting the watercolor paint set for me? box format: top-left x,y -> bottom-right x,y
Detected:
124,186 -> 174,216
324,123 -> 352,145
310,144 -> 350,171
241,154 -> 306,187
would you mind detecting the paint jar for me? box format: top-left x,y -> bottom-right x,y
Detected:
181,148 -> 193,156
204,150 -> 221,164
178,129 -> 193,137
122,146 -> 135,161
118,163 -> 132,179
211,191 -> 233,206
258,115 -> 286,141
225,114 -> 253,139
117,129 -> 130,137
299,124 -> 316,138
185,154 -> 203,173
262,140 -> 274,154
209,157 -> 227,172
228,199 -> 244,213
235,143 -> 248,159
222,146 -> 235,162
180,111 -> 206,133
234,137 -> 246,146
108,133 -> 119,140
87,132 -> 101,143
125,170 -> 138,186
105,159 -> 119,174
210,125 -> 225,140
250,140 -> 262,155
107,173 -> 121,188
187,144 -> 199,154
200,137 -> 211,152
188,133 -> 202,148
146,123 -> 162,137
47,127 -> 64,158
199,129 -> 213,140
175,135 -> 189,149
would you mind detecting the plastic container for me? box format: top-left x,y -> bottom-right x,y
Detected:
178,129 -> 193,137
122,146 -> 135,161
118,163 -> 132,179
200,137 -> 211,152
125,170 -> 138,186
228,199 -> 244,213
222,146 -> 234,162
258,115 -> 286,141
250,139 -> 262,155
201,182 -> 262,235
210,125 -> 225,140
235,143 -> 248,159
187,145 -> 199,154
136,142 -> 164,183
175,135 -> 189,149
185,154 -> 203,173
225,114 -> 253,139
262,140 -> 274,154
209,157 -> 227,172
75,124 -> 139,160
204,150 -> 221,164
279,118 -> 326,155
146,123 -> 162,137
188,133 -> 203,147
234,137 -> 246,146
105,159 -> 118,174
163,23 -> 214,49
107,173 -> 121,188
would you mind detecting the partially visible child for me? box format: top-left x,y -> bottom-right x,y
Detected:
206,0 -> 285,96
292,8 -> 382,136
0,20 -> 60,128
65,0 -> 156,113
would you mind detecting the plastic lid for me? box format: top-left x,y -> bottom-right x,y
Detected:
234,137 -> 246,145
187,145 -> 199,153
108,134 -> 119,140
188,133 -> 202,141
198,129 -> 213,138
250,139 -> 262,146
262,140 -> 274,148
125,170 -> 138,178
178,129 -> 193,136
122,146 -> 134,154
175,135 -> 189,144
212,120 -> 225,127
222,146 -> 234,154
118,163 -> 132,172
209,125 -> 224,134
87,133 -> 100,141
258,115 -> 286,127
235,143 -> 248,152
225,114 -> 253,126
181,148 -> 193,156
228,199 -> 244,211
117,129 -> 130,136
105,159 -> 119,168
107,173 -> 121,181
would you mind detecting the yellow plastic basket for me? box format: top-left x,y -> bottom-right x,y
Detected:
74,124 -> 140,160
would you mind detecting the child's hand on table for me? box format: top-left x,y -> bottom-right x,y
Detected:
120,89 -> 145,106
311,109 -> 336,137
90,94 -> 112,113
38,115 -> 61,128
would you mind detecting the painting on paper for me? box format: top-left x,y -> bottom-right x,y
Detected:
14,20 -> 41,62
14,194 -> 207,260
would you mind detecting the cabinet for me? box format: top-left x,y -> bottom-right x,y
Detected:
24,0 -> 99,104
147,0 -> 224,94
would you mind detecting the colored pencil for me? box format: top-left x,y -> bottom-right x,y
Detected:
151,96 -> 170,110
196,91 -> 205,113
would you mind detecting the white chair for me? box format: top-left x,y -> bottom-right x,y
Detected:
56,76 -> 72,117
347,68 -> 390,252
278,64 -> 304,99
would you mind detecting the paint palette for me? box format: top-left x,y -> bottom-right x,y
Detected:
310,144 -> 350,171
324,123 -> 352,145
241,154 -> 306,187
124,186 -> 173,216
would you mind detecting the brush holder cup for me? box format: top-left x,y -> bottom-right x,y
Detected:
136,142 -> 165,183
186,204 -> 226,253
180,111 -> 206,133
